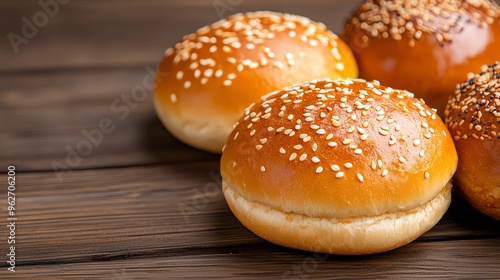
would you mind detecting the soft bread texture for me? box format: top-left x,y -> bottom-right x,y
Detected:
154,11 -> 358,153
341,0 -> 500,115
221,78 -> 458,254
223,181 -> 452,255
445,62 -> 500,220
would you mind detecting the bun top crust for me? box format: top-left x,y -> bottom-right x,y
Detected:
341,0 -> 500,114
154,11 -> 357,152
445,62 -> 500,142
343,0 -> 500,47
221,78 -> 458,218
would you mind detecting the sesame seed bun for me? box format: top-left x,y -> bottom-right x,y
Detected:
445,62 -> 500,221
154,11 -> 358,153
221,78 -> 458,255
341,0 -> 500,115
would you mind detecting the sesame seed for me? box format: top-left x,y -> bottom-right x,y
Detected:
336,171 -> 345,178
310,124 -> 320,130
326,133 -> 334,140
327,142 -> 338,147
303,136 -> 312,142
164,47 -> 174,56
299,154 -> 307,161
316,166 -> 323,173
399,156 -> 406,163
184,81 -> 191,89
312,156 -> 320,163
204,69 -> 213,77
280,148 -> 286,154
289,153 -> 297,161
223,80 -> 232,86
255,145 -> 262,150
312,143 -> 318,152
354,148 -> 362,155
316,129 -> 326,135
176,71 -> 184,80
424,172 -> 430,179
413,139 -> 421,146
381,169 -> 388,177
170,93 -> 177,103
294,145 -> 303,150
419,150 -> 425,157
249,129 -> 256,136
378,129 -> 388,136
357,173 -> 364,182
360,134 -> 369,141
230,42 -> 241,49
343,138 -> 353,145
344,162 -> 353,168
261,166 -> 266,172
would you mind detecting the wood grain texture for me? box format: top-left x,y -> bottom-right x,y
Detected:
7,239 -> 500,279
0,163 -> 498,266
1,0 -> 499,278
0,69 -> 219,172
0,0 -> 359,71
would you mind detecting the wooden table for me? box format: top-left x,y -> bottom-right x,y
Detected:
1,0 -> 499,278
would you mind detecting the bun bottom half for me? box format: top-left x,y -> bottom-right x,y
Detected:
154,95 -> 229,153
223,181 -> 452,255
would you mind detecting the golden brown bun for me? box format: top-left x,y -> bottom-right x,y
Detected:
221,78 -> 458,254
445,62 -> 500,221
341,0 -> 500,115
154,11 -> 358,153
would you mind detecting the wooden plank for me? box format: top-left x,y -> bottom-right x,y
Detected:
0,69 -> 219,172
1,163 -> 498,265
0,0 -> 359,71
7,239 -> 500,279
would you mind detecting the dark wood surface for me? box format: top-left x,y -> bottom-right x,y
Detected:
1,0 -> 499,278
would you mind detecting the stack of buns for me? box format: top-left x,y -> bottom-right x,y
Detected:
154,2 -> 499,255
